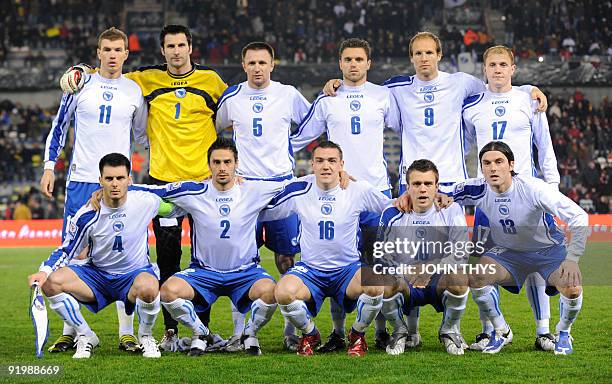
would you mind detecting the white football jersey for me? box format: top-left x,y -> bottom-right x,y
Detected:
216,81 -> 311,179
140,180 -> 284,272
384,71 -> 533,186
44,73 -> 148,183
290,82 -> 399,191
40,191 -> 161,275
379,203 -> 468,264
462,89 -> 560,184
260,179 -> 391,270
452,175 -> 588,260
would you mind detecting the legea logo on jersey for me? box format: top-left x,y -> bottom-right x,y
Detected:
350,100 -> 361,111
166,182 -> 183,191
103,91 -> 113,101
219,204 -> 231,216
415,227 -> 427,238
499,204 -> 510,215
252,103 -> 264,113
321,203 -> 333,215
495,106 -> 506,116
423,92 -> 434,103
113,221 -> 124,232
175,88 -> 187,98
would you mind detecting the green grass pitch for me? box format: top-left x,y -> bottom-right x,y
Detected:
0,244 -> 610,383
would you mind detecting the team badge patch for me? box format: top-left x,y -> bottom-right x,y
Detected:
252,103 -> 264,113
175,88 -> 187,98
415,227 -> 427,238
495,106 -> 506,116
113,221 -> 124,232
219,204 -> 231,216
350,100 -> 361,111
321,203 -> 333,215
499,205 -> 510,215
68,222 -> 77,236
103,91 -> 113,101
423,92 -> 434,102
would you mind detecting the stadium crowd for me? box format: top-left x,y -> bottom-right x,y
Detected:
0,88 -> 609,219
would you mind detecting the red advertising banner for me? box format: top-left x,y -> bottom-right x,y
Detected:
0,215 -> 610,248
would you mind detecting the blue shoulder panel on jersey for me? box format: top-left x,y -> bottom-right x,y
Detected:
380,206 -> 403,227
266,181 -> 311,208
453,183 -> 486,202
291,93 -> 328,139
48,93 -> 74,161
130,182 -> 208,198
382,75 -> 414,88
462,93 -> 485,111
217,84 -> 242,110
45,209 -> 98,270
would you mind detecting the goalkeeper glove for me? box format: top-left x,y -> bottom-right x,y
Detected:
59,63 -> 95,94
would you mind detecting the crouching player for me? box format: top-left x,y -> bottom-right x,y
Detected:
262,141 -> 392,356
28,153 -> 167,359
453,141 -> 587,354
135,138 -> 280,356
378,159 -> 470,355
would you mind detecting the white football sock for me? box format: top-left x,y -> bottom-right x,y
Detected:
162,298 -> 209,336
231,301 -> 246,336
244,299 -> 277,337
62,322 -> 76,337
352,293 -> 383,333
116,300 -> 135,336
279,300 -> 315,334
48,293 -> 94,337
406,306 -> 420,334
374,312 -> 387,334
440,290 -> 468,334
479,309 -> 494,334
381,293 -> 408,334
556,292 -> 582,333
136,294 -> 160,338
525,273 -> 551,335
471,286 -> 509,331
330,297 -> 346,335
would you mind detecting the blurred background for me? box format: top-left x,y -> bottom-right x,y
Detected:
0,0 -> 609,219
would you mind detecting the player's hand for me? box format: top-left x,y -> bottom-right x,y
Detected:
411,265 -> 434,288
394,191 -> 412,213
86,189 -> 104,211
339,170 -> 355,189
323,79 -> 342,96
559,260 -> 581,288
531,87 -> 548,112
434,193 -> 453,210
28,271 -> 48,288
59,63 -> 94,94
40,170 -> 55,199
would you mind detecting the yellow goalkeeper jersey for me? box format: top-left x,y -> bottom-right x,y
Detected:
126,64 -> 227,182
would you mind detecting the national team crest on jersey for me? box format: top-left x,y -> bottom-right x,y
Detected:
252,103 -> 264,113
423,92 -> 434,103
219,204 -> 231,216
415,227 -> 427,238
103,91 -> 113,101
350,100 -> 361,111
499,205 -> 510,215
68,222 -> 77,236
321,203 -> 333,215
175,88 -> 187,98
113,221 -> 124,232
495,106 -> 506,116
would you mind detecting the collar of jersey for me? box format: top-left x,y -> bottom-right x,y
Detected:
166,62 -> 196,79
489,179 -> 515,196
411,204 -> 436,217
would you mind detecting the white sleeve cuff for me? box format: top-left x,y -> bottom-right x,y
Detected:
38,265 -> 54,276
44,161 -> 56,171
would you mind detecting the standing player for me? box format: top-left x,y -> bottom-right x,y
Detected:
28,153 -> 169,359
452,142 -> 586,355
462,45 -> 560,350
134,138 -> 281,356
378,159 -> 470,355
42,27 -> 148,354
61,25 -> 228,350
262,141 -> 392,357
289,38 -> 399,351
215,42 -> 311,350
324,31 -> 547,348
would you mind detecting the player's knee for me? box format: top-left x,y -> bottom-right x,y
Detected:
42,272 -> 64,296
559,285 -> 582,299
160,281 -> 181,302
274,283 -> 297,305
445,284 -> 468,296
362,285 -> 384,297
251,280 -> 276,304
469,271 -> 490,289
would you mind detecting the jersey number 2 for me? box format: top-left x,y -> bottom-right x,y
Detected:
220,220 -> 231,238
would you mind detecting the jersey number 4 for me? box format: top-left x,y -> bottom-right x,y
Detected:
112,235 -> 124,252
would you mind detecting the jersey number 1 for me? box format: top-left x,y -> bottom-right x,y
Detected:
98,105 -> 112,124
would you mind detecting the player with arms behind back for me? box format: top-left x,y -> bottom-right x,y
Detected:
462,45 -> 560,351
42,27 -> 148,354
